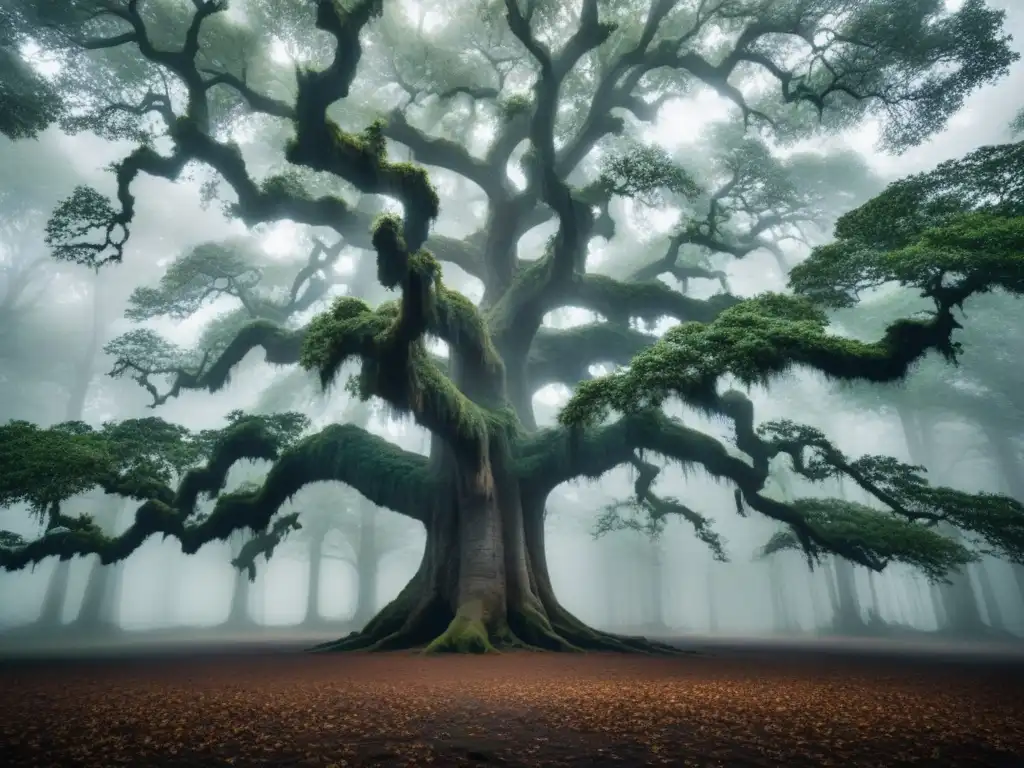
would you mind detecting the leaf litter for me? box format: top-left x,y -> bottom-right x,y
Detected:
0,647 -> 1021,766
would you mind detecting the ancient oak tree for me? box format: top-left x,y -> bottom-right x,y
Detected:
2,0 -> 1023,652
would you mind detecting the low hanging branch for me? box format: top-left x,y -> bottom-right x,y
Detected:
0,412 -> 434,572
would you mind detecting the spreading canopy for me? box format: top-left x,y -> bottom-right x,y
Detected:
1,0 -> 1022,592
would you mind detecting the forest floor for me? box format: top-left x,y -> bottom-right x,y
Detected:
1,637 -> 1022,767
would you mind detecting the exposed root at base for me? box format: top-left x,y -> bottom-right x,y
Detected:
545,601 -> 694,656
308,598 -> 692,656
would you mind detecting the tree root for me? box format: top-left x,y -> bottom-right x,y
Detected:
545,600 -> 693,655
309,593 -> 689,655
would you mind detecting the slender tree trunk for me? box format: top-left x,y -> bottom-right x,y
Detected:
896,405 -> 986,634
979,423 -> 1024,604
824,558 -> 840,617
223,536 -> 253,629
101,561 -> 125,626
72,500 -> 131,632
973,561 -> 1005,631
304,533 -> 324,626
809,567 -> 831,630
601,541 -> 621,628
769,556 -> 797,634
866,570 -> 881,624
648,539 -> 666,631
352,500 -> 379,627
706,567 -> 718,634
35,270 -> 108,630
929,582 -> 948,628
74,559 -> 111,632
225,567 -> 252,627
832,557 -> 865,633
35,562 -> 71,628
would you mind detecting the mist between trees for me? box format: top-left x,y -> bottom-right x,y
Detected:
1,0 -> 1023,652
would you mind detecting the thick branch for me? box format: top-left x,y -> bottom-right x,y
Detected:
517,409 -> 883,570
562,274 -> 740,325
0,422 -> 431,571
382,109 -> 505,199
527,323 -> 655,389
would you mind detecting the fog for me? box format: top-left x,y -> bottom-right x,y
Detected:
1,0 -> 1023,655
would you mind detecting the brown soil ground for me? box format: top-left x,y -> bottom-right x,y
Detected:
1,639 -> 1022,767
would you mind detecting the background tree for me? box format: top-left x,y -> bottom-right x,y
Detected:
1,0 -> 1023,654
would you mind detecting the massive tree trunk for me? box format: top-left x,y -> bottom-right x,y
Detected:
313,438 -> 679,653
311,280 -> 678,655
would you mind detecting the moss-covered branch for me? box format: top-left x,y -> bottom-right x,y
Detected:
560,273 -> 740,326
42,0 -> 439,273
0,412 -> 432,571
109,320 -> 306,408
758,499 -> 976,582
527,322 -> 656,389
756,419 -> 1024,567
519,399 -> 1024,578
485,0 -> 611,358
0,411 -> 298,567
517,409 -> 882,569
382,109 -> 505,200
298,247 -> 510,468
556,289 -> 1010,431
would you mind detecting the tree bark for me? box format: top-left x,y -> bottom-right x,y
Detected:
313,442 -> 678,654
